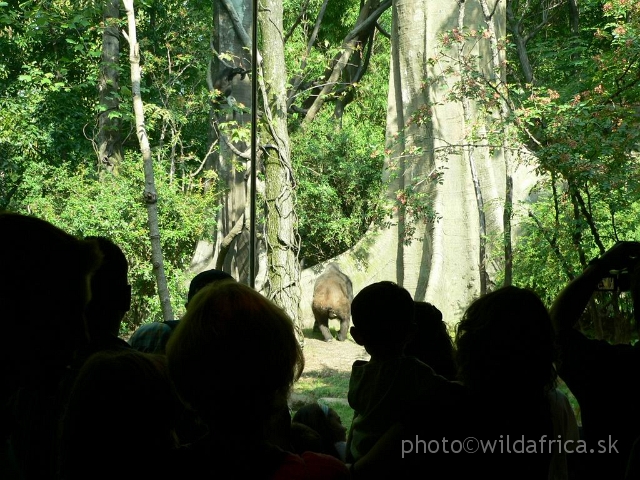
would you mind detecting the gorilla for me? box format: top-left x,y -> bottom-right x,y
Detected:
311,263 -> 353,342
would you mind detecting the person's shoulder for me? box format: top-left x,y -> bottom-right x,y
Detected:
271,451 -> 349,480
401,355 -> 435,371
400,355 -> 451,384
128,322 -> 173,353
351,359 -> 369,369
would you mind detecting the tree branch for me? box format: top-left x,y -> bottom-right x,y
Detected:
284,0 -> 311,43
302,0 -> 391,123
216,213 -> 246,270
528,209 -> 576,280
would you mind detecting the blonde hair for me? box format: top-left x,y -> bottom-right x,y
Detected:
166,281 -> 304,427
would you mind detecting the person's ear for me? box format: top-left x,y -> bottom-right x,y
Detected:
350,326 -> 365,346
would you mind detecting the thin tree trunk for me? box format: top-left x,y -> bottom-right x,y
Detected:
568,0 -> 579,37
122,0 -> 174,321
213,0 -> 253,281
506,1 -> 534,84
479,0 -> 515,287
458,1 -> 487,294
97,0 -> 123,173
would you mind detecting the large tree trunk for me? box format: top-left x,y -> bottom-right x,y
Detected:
122,0 -> 174,321
97,0 -> 123,173
260,0 -> 303,342
190,0 -> 254,282
299,0 -> 537,328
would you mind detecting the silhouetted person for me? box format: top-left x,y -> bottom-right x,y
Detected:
551,241 -> 640,480
129,269 -> 234,354
61,350 -> 180,480
79,236 -> 132,360
346,281 -> 467,478
456,286 -> 578,480
0,212 -> 101,480
166,281 -> 349,478
404,301 -> 457,380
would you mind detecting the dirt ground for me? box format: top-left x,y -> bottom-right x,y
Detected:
300,335 -> 370,374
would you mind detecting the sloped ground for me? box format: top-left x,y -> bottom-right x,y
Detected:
300,334 -> 369,375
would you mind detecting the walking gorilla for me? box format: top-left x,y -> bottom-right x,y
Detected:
311,263 -> 353,342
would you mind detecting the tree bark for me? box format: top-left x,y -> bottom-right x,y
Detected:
259,0 -> 303,342
122,0 -> 174,321
190,0 -> 254,282
97,0 -> 123,173
298,0 -> 537,329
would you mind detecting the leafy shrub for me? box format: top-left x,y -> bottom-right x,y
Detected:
292,112 -> 386,266
10,156 -> 217,330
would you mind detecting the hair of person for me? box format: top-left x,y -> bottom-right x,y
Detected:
405,301 -> 457,380
166,281 -> 304,427
455,286 -> 557,395
0,212 -> 101,379
350,281 -> 415,345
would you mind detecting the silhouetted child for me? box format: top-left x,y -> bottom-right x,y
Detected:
346,281 -> 466,467
292,402 -> 347,461
404,301 -> 457,380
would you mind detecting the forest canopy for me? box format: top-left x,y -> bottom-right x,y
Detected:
0,0 -> 639,341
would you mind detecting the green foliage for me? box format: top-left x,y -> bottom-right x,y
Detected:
425,1 -> 640,333
10,157 -> 217,329
508,1 -> 640,309
0,0 -> 219,327
512,185 -> 640,341
292,112 -> 386,266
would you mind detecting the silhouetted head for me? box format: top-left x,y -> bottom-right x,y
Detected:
405,301 -> 457,380
62,350 -> 178,478
455,286 -> 556,395
84,236 -> 131,338
350,281 -> 415,356
166,281 -> 304,434
186,268 -> 234,307
0,212 -> 101,392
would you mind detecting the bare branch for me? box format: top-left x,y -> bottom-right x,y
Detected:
216,213 -> 246,270
284,0 -> 311,43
